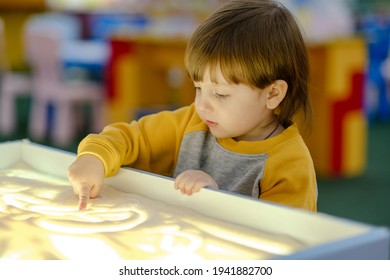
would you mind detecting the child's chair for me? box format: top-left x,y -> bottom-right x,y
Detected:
0,17 -> 32,136
24,27 -> 106,147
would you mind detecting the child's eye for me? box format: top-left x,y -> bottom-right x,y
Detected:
213,92 -> 228,100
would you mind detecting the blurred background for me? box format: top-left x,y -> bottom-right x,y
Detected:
0,0 -> 389,228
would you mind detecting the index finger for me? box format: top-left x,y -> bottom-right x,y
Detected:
78,182 -> 91,210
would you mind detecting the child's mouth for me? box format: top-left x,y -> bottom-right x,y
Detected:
206,120 -> 218,127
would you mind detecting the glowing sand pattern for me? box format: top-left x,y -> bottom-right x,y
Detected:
0,161 -> 305,260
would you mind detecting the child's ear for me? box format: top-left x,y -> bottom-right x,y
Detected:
266,80 -> 288,110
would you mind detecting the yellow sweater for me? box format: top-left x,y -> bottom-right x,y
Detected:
78,104 -> 317,211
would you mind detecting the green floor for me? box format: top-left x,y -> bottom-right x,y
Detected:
1,97 -> 390,228
317,121 -> 390,228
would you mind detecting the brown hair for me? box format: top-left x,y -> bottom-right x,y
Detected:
185,0 -> 311,128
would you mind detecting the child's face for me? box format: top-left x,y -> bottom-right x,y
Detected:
194,67 -> 275,141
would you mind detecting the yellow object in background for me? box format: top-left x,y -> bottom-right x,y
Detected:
106,37 -> 193,122
306,37 -> 367,178
0,0 -> 46,69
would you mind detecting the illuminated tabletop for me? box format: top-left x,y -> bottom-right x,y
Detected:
0,140 -> 389,260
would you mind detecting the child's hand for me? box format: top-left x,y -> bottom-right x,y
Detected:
67,154 -> 105,210
174,170 -> 219,195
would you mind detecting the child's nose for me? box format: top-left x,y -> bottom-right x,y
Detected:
196,91 -> 213,112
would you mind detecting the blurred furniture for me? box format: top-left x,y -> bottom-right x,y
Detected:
24,14 -> 106,147
106,36 -> 194,123
61,39 -> 110,82
0,17 -> 32,136
306,38 -> 367,178
358,14 -> 390,122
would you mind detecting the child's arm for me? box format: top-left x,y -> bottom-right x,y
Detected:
67,105 -> 199,209
67,154 -> 105,210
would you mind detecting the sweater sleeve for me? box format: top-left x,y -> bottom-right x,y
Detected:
77,104 -> 198,177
